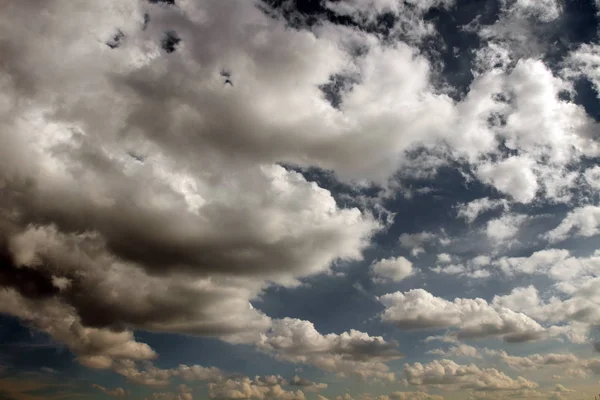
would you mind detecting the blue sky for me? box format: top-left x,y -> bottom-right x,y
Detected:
2,0 -> 600,399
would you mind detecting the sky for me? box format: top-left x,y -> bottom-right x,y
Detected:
3,0 -> 600,399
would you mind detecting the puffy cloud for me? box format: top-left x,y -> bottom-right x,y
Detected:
436,254 -> 452,264
484,350 -> 578,371
492,280 -> 600,343
427,344 -> 481,359
476,158 -> 538,204
545,206 -> 600,243
358,392 -> 444,400
432,256 -> 492,279
289,376 -> 327,392
256,318 -> 401,381
207,377 -> 305,400
505,0 -> 562,22
563,43 -> 600,96
111,360 -> 223,387
485,214 -> 527,242
371,256 -> 414,283
403,359 -> 538,391
0,287 -> 156,369
388,393 -> 444,400
3,0 -> 600,391
399,232 -> 437,257
92,384 -> 127,397
583,165 -> 600,190
324,0 -> 456,42
147,393 -> 193,400
456,198 -> 508,223
492,248 -> 600,284
379,289 -> 545,342
549,384 -> 575,400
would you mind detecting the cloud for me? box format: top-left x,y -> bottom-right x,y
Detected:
403,359 -> 538,391
545,205 -> 600,243
92,384 -> 127,397
289,376 -> 327,392
427,344 -> 482,359
399,232 -> 437,257
492,248 -> 600,284
207,377 -> 305,400
4,0 -> 600,393
492,280 -> 600,343
432,256 -> 492,279
256,318 -> 401,381
456,198 -> 508,223
371,256 -> 414,283
111,360 -> 223,387
358,392 -> 445,400
485,214 -> 527,242
484,349 -> 578,371
476,157 -> 538,204
507,0 -> 562,22
436,254 -> 452,264
147,393 -> 193,400
379,289 -> 545,342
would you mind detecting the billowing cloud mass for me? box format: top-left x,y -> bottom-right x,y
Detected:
256,318 -> 401,380
403,359 -> 538,391
371,256 -> 414,282
3,0 -> 600,399
378,289 -> 545,342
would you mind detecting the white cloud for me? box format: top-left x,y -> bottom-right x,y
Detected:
371,256 -> 414,282
545,205 -> 600,243
485,349 -> 578,371
207,377 -> 305,400
256,318 -> 401,381
403,359 -> 538,391
92,384 -> 127,398
583,165 -> 600,189
436,253 -> 452,264
378,289 -> 545,342
399,232 -> 437,257
485,213 -> 527,242
427,344 -> 481,359
433,256 -> 492,279
456,198 -> 508,223
476,157 -> 538,204
504,0 -> 561,22
3,0 -> 600,391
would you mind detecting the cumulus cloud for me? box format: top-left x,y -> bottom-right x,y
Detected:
485,214 -> 527,242
456,198 -> 508,223
403,359 -> 538,391
399,232 -> 437,257
476,157 -> 538,204
3,0 -> 600,394
289,376 -> 327,392
379,289 -> 545,342
256,318 -> 401,381
493,279 -> 600,333
484,349 -> 578,371
92,384 -> 127,397
207,377 -> 305,400
427,344 -> 481,359
371,256 -> 414,283
545,206 -> 600,243
358,392 -> 444,400
432,256 -> 492,279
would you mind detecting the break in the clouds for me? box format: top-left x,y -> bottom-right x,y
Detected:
2,0 -> 600,399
